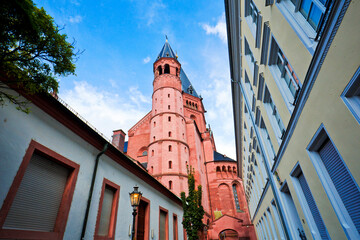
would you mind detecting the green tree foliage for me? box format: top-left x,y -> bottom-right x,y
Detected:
0,0 -> 78,112
181,167 -> 205,240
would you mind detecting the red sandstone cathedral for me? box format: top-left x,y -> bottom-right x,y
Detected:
112,40 -> 256,240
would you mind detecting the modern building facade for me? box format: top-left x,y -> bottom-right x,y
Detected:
225,0 -> 360,239
114,40 -> 256,239
0,86 -> 184,240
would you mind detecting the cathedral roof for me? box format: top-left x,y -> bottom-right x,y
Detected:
157,39 -> 177,60
180,68 -> 199,98
213,151 -> 236,162
156,39 -> 200,98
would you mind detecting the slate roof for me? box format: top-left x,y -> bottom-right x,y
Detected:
157,40 -> 176,59
213,151 -> 236,162
180,68 -> 199,98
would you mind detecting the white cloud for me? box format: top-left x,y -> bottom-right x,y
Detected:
196,36 -> 235,159
143,56 -> 151,64
69,15 -> 83,23
60,81 -> 150,141
201,13 -> 227,44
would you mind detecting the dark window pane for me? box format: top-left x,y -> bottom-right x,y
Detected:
300,0 -> 312,18
309,5 -> 323,29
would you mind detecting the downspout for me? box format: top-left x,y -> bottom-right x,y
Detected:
81,143 -> 109,240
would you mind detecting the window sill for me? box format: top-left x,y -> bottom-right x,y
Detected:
276,1 -> 318,55
264,104 -> 282,145
268,66 -> 295,113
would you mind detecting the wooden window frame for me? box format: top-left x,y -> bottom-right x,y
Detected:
159,206 -> 169,240
94,178 -> 120,240
0,140 -> 79,240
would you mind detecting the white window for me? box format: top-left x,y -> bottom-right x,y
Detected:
263,86 -> 286,143
276,0 -> 332,54
244,38 -> 255,74
269,37 -> 301,112
307,125 -> 360,239
245,0 -> 262,47
341,67 -> 360,124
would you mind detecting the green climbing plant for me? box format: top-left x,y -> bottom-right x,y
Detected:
181,166 -> 205,240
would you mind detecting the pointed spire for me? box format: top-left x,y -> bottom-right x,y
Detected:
156,38 -> 176,60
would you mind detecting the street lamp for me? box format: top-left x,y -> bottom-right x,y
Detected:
129,186 -> 142,240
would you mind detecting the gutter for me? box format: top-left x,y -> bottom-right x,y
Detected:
81,143 -> 109,240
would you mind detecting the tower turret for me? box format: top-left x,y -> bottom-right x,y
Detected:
147,40 -> 189,196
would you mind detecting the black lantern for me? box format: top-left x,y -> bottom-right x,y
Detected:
129,186 -> 142,240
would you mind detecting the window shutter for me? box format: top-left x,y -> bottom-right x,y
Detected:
319,140 -> 360,233
252,95 -> 256,112
265,0 -> 274,6
298,173 -> 330,239
255,14 -> 262,48
253,62 -> 259,86
245,0 -> 250,16
257,73 -> 265,101
260,22 -> 271,65
98,186 -> 115,236
3,153 -> 70,231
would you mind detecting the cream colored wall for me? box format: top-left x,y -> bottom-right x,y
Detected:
241,1 -> 360,240
241,0 -> 313,152
275,1 -> 360,239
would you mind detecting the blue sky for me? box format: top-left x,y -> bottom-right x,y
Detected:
34,0 -> 235,159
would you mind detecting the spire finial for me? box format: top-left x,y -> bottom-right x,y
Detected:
165,35 -> 168,42
176,51 -> 178,59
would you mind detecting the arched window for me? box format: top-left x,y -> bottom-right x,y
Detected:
216,166 -> 221,172
151,150 -> 154,156
153,136 -> 155,141
169,161 -> 172,169
168,94 -> 170,98
186,100 -> 188,105
157,65 -> 162,75
169,181 -> 172,189
168,145 -> 172,152
182,133 -> 185,139
142,151 -> 148,156
151,166 -> 154,173
168,105 -> 170,110
168,116 -> 171,122
154,121 -> 156,127
164,64 -> 170,74
195,104 -> 198,109
222,166 -> 226,172
184,147 -> 187,153
228,166 -> 232,172
232,184 -> 241,211
168,131 -> 172,137
176,67 -> 178,76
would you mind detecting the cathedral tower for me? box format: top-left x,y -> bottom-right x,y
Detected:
147,40 -> 189,196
